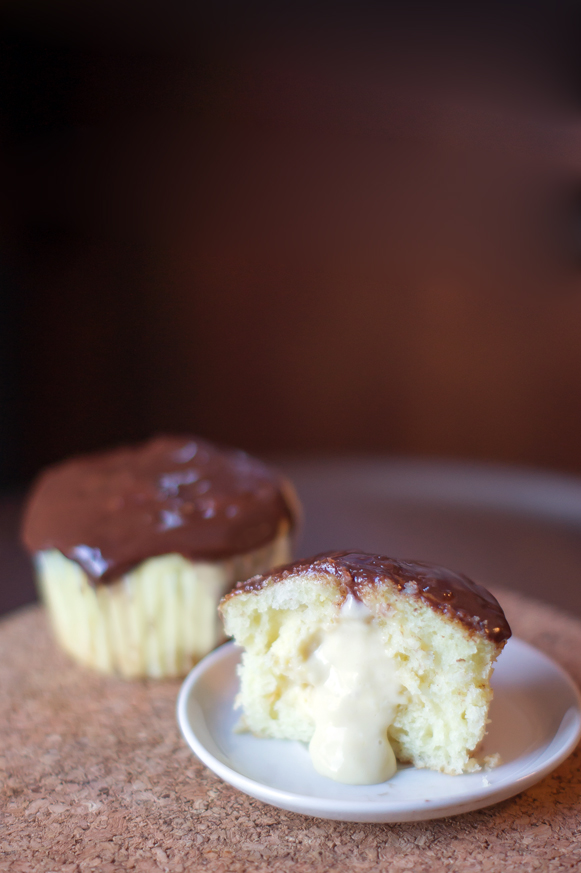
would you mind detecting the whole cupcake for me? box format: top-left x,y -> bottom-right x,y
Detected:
22,435 -> 298,678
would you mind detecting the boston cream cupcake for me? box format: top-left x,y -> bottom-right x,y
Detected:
220,551 -> 511,784
22,436 -> 298,678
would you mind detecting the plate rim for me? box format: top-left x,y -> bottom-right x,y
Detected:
176,638 -> 581,821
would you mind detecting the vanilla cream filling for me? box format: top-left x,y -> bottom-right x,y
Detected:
305,598 -> 404,785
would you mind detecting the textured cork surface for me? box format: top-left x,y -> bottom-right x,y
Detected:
1,591 -> 581,873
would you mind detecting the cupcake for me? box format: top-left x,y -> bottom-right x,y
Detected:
220,551 -> 511,784
22,435 -> 298,678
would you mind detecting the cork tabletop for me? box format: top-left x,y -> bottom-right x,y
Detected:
2,591 -> 581,873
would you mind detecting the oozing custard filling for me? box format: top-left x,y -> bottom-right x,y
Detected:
304,599 -> 404,785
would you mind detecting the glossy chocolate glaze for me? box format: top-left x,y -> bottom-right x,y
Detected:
22,436 -> 296,583
230,550 -> 511,644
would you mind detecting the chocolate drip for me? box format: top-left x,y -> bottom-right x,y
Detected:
22,436 -> 296,583
233,550 -> 511,644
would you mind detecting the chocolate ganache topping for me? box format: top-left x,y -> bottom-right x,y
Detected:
22,436 -> 297,583
232,550 -> 511,644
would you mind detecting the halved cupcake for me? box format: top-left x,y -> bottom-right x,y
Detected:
220,551 -> 511,784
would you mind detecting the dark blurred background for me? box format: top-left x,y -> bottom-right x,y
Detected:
2,1 -> 581,612
2,0 -> 581,479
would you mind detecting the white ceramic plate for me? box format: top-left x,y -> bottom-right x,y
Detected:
177,638 -> 581,822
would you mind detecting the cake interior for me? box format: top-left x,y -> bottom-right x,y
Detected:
221,569 -> 503,777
